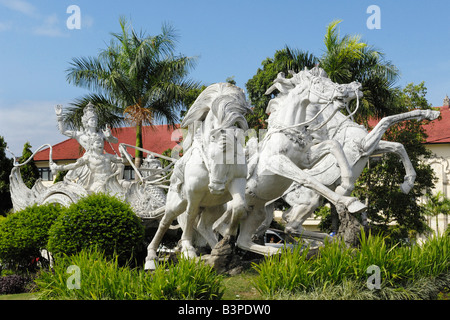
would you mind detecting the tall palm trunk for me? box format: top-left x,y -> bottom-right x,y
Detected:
135,121 -> 143,169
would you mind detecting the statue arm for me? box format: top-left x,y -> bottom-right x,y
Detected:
50,157 -> 86,174
103,125 -> 118,144
55,105 -> 76,138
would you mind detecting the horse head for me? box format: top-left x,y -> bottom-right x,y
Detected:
181,83 -> 251,195
293,67 -> 363,112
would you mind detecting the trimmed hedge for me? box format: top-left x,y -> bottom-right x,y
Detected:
0,274 -> 32,295
0,203 -> 61,269
47,193 -> 145,263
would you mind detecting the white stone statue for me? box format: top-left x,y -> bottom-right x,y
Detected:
49,134 -> 128,194
185,68 -> 368,257
55,102 -> 118,151
10,103 -> 171,222
54,102 -> 121,187
144,83 -> 252,269
279,68 -> 440,240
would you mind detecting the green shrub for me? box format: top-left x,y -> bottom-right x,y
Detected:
0,274 -> 32,295
35,247 -> 224,300
253,231 -> 450,298
0,203 -> 61,270
147,257 -> 224,300
47,193 -> 145,264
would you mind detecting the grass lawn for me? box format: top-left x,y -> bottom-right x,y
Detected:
221,271 -> 262,300
0,292 -> 37,300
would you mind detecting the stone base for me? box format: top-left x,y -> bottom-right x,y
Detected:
337,207 -> 362,247
204,236 -> 263,275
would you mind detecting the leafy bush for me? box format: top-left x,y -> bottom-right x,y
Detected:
35,247 -> 224,300
0,274 -> 32,295
253,231 -> 450,298
147,257 -> 224,300
47,193 -> 145,264
0,203 -> 61,270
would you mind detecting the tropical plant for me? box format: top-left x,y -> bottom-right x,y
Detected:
0,203 -> 62,270
252,231 -> 450,299
65,17 -> 199,167
422,191 -> 450,233
35,247 -> 224,300
0,136 -> 13,215
245,20 -> 400,129
47,193 -> 145,264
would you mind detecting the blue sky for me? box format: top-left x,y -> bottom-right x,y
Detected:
1,0 -> 450,155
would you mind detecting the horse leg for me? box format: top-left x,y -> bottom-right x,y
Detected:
213,178 -> 248,251
144,192 -> 187,270
283,186 -> 321,235
266,154 -> 366,214
374,140 -> 417,194
194,205 -> 224,249
179,197 -> 203,259
236,201 -> 280,256
307,140 -> 354,195
360,109 -> 440,156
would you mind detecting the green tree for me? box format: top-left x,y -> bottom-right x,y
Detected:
18,142 -> 39,189
0,136 -> 13,215
65,17 -> 199,167
245,48 -> 318,129
422,191 -> 450,234
352,82 -> 436,239
245,20 -> 399,129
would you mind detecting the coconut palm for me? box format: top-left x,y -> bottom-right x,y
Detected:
65,17 -> 199,167
422,192 -> 450,234
246,20 -> 400,129
319,20 -> 400,122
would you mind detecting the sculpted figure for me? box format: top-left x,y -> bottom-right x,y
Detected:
55,102 -> 118,151
50,135 -> 128,193
53,102 -> 124,188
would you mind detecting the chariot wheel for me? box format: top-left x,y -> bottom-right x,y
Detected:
42,192 -> 75,207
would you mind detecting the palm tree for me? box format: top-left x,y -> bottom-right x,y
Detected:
319,20 -> 400,123
246,20 -> 400,129
422,192 -> 450,234
65,17 -> 199,167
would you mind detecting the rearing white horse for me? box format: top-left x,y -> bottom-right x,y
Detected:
195,68 -> 368,256
281,67 -> 440,239
144,83 -> 251,269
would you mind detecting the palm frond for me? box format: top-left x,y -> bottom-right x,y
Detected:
64,93 -> 124,130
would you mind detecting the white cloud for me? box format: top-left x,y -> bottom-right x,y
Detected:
82,15 -> 94,29
0,0 -> 38,17
0,0 -> 68,37
0,100 -> 64,157
0,21 -> 12,32
32,14 -> 68,38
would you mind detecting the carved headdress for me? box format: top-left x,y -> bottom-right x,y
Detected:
81,102 -> 97,128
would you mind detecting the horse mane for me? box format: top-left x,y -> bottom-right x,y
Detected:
265,67 -> 330,115
181,83 -> 251,151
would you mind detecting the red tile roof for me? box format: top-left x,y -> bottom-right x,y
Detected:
34,125 -> 183,162
33,106 -> 450,162
422,106 -> 450,144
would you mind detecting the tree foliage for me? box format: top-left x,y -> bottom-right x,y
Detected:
65,17 -> 199,166
18,142 -> 39,189
352,82 -> 436,238
0,136 -> 13,215
245,20 -> 399,129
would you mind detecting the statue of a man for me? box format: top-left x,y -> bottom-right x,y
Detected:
52,102 -> 123,189
50,135 -> 128,193
55,102 -> 118,151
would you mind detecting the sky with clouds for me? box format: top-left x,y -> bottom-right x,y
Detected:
1,0 -> 450,156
